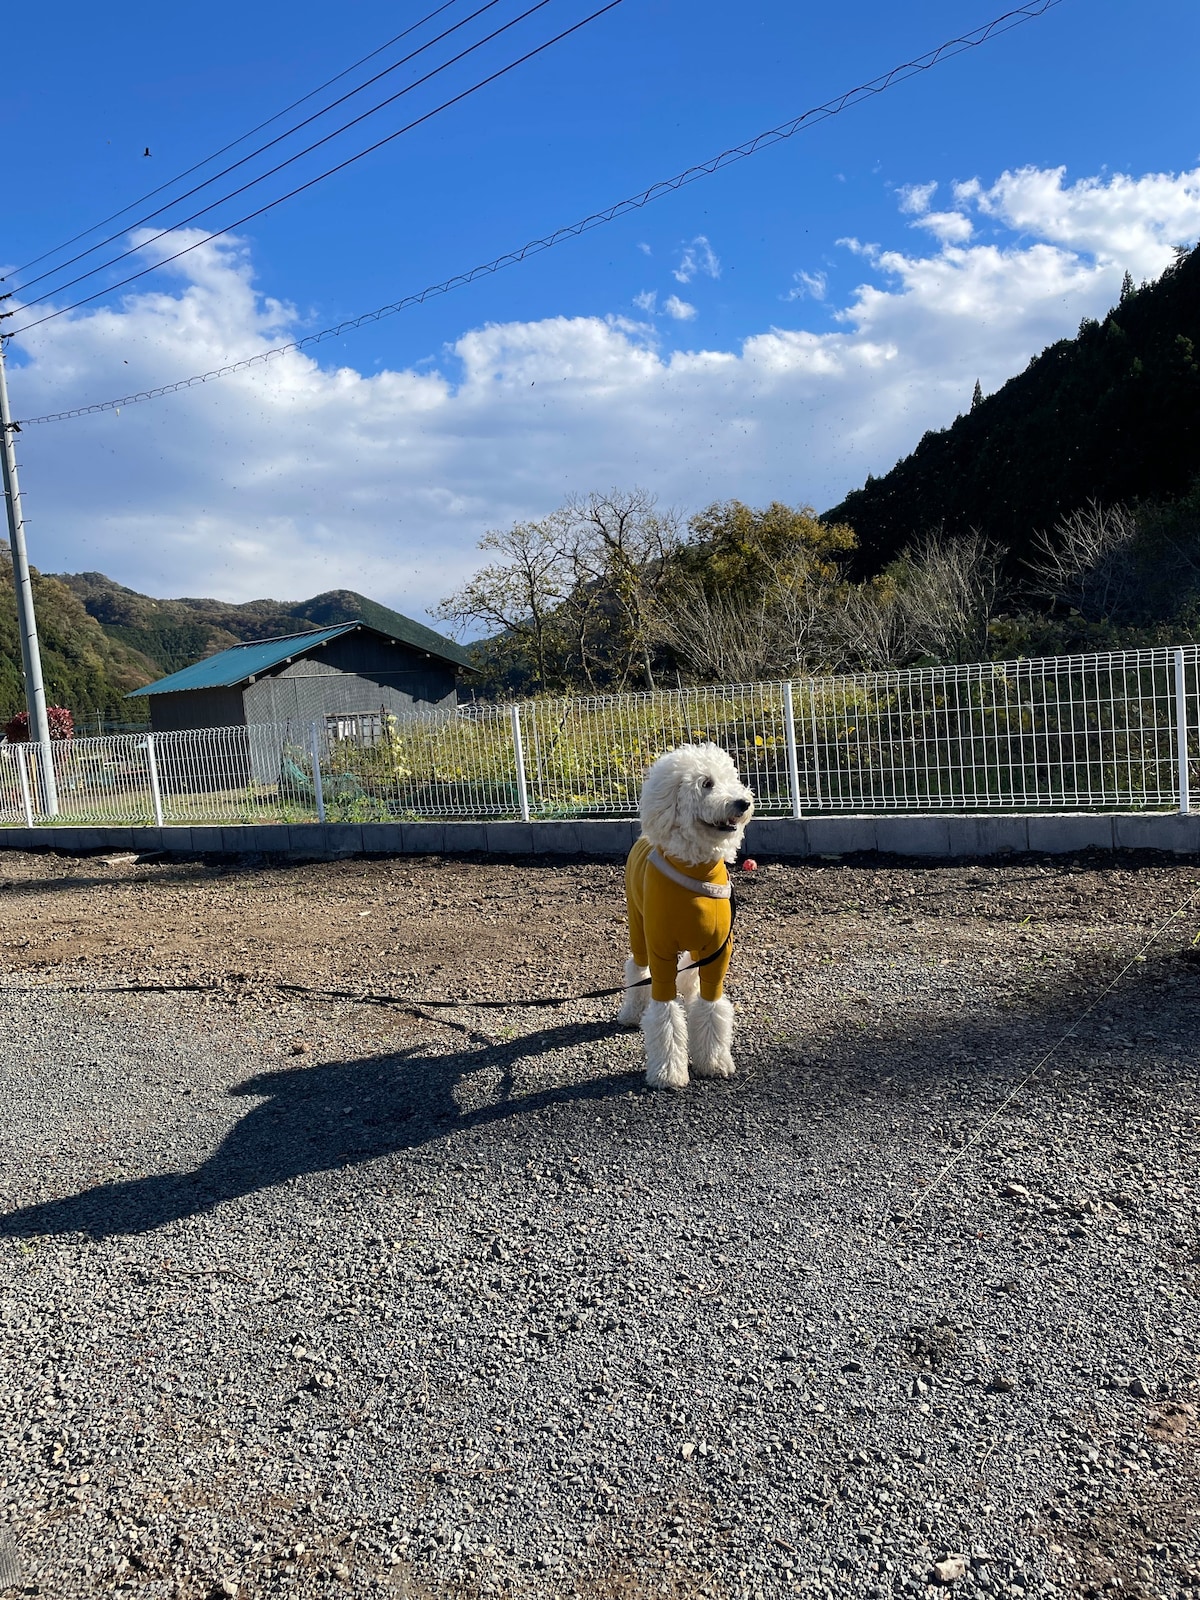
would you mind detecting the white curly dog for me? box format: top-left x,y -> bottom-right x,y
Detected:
617,743 -> 754,1089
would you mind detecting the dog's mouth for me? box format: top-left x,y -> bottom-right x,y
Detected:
704,815 -> 743,833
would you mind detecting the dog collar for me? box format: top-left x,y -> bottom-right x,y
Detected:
648,848 -> 732,900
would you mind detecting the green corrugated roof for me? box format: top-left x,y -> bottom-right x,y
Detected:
128,618 -> 474,698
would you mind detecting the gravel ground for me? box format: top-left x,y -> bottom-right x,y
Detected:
0,846 -> 1198,1600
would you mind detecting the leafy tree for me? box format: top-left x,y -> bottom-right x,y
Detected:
654,502 -> 854,680
673,499 -> 855,597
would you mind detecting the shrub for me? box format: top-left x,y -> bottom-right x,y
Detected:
4,706 -> 75,742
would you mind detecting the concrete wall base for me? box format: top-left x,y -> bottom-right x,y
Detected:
1,813 -> 1199,860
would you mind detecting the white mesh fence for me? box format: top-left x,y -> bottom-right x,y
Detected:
1,645 -> 1197,827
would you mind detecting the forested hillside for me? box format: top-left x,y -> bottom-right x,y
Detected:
825,243 -> 1200,568
0,550 -> 157,727
58,573 -> 429,677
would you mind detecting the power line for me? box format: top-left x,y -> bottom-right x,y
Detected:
3,0 -> 464,284
12,0 -> 1066,427
9,0 -> 561,314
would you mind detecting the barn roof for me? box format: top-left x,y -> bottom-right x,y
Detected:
128,618 -> 474,698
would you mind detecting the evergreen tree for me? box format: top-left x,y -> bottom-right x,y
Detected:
825,242 -> 1200,571
971,380 -> 984,411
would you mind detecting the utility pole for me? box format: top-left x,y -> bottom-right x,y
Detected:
0,333 -> 59,815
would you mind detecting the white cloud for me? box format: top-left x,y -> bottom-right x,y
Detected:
673,235 -> 721,284
911,210 -> 974,245
898,181 -> 938,215
7,163 -> 1200,628
663,295 -> 697,321
637,241 -> 652,256
959,163 -> 1200,274
784,269 -> 828,302
632,289 -> 657,312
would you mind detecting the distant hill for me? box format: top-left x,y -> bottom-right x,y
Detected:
825,242 -> 1200,571
0,568 -> 452,727
57,573 -> 436,678
0,549 -> 158,728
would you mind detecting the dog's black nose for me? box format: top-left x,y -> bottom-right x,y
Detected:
732,798 -> 751,815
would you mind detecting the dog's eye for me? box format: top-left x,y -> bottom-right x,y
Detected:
702,777 -> 714,790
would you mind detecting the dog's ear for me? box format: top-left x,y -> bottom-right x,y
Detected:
639,755 -> 680,846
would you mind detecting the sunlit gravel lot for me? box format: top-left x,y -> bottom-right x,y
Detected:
1,846 -> 1198,1600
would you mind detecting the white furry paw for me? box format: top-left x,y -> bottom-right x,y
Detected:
616,958 -> 651,1026
687,995 -> 736,1079
642,999 -> 689,1090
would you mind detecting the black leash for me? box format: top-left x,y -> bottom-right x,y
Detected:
3,890 -> 738,1015
317,886 -> 739,1010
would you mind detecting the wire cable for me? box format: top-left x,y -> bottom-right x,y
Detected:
3,0 -> 464,284
11,0 -> 1065,426
9,0 -> 564,315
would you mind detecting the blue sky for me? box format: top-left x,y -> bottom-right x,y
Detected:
5,0 -> 1200,619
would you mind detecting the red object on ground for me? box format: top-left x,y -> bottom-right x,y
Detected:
741,859 -> 758,872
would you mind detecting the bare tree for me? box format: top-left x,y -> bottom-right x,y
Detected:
434,512 -> 573,688
903,529 -> 1004,662
1026,500 -> 1140,622
829,574 -> 917,671
827,531 -> 1004,669
654,550 -> 846,681
652,582 -> 782,684
560,489 -> 683,690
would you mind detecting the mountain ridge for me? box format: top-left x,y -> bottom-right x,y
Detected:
0,564 -> 456,725
56,572 -> 444,678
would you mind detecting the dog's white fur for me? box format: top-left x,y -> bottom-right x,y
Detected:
620,743 -> 753,1089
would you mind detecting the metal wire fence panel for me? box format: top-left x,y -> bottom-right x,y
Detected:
794,650 -> 1195,811
319,704 -> 524,821
2,645 -> 1199,827
518,684 -> 792,817
0,746 -> 30,824
46,733 -> 157,824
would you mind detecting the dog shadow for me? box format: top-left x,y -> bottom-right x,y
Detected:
0,1016 -> 635,1241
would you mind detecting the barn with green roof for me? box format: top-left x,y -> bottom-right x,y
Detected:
128,616 -> 475,735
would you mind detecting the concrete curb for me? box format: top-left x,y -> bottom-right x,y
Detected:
2,813 -> 1200,859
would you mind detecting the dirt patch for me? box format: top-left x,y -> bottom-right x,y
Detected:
1,847 -> 1198,1004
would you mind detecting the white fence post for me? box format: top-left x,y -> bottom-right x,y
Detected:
510,704 -> 531,823
309,721 -> 326,823
16,744 -> 34,827
782,680 -> 802,819
144,733 -> 165,827
1173,647 -> 1190,816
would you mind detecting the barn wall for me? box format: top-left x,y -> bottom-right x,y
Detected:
148,688 -> 247,733
140,632 -> 461,790
243,633 -> 458,726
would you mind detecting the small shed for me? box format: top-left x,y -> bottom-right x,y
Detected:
128,617 -> 475,735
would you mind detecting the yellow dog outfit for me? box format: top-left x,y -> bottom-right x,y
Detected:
624,834 -> 733,1003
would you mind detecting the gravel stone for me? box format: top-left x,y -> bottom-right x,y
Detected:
1,847 -> 1199,1597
